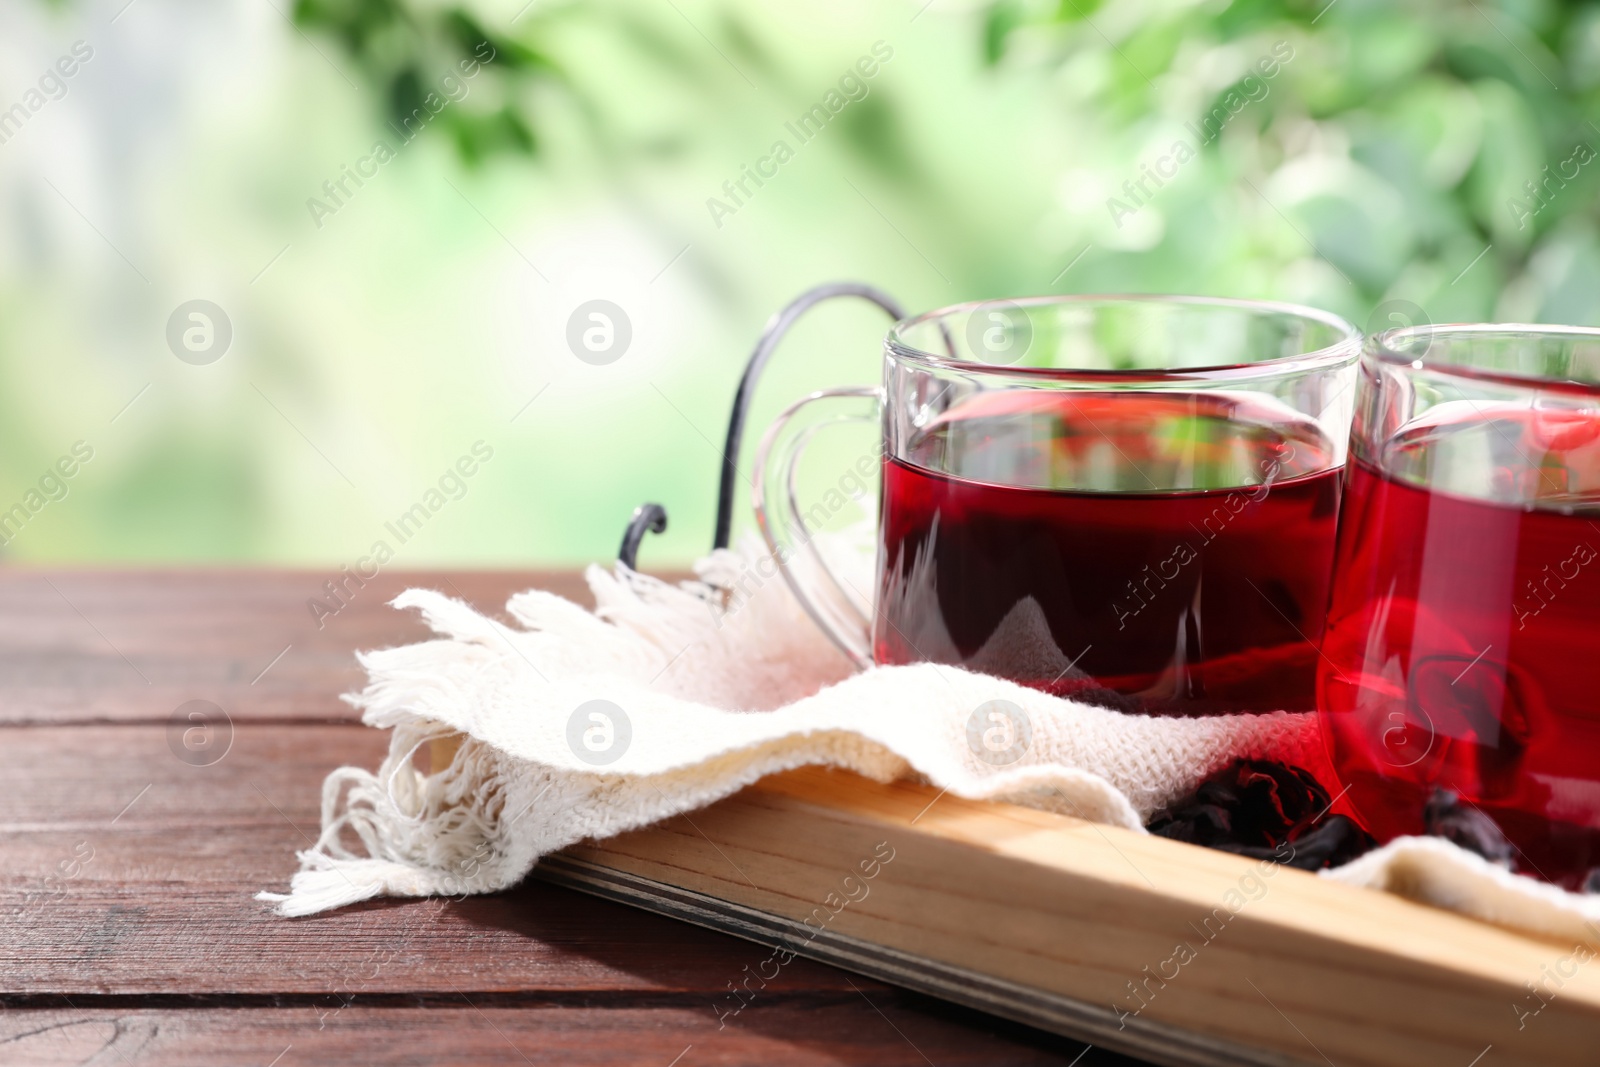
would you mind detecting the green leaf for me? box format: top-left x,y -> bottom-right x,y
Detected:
982,1 -> 1025,66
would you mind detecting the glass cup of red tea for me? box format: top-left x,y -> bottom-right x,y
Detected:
1319,324 -> 1600,889
752,295 -> 1362,717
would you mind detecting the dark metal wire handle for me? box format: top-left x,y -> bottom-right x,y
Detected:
616,503 -> 667,569
618,282 -> 905,571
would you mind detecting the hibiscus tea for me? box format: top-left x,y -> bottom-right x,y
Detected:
873,390 -> 1343,716
1320,401 -> 1600,889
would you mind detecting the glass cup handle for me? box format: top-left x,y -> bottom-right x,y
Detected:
752,385 -> 883,668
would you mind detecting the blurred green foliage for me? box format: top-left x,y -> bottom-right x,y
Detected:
297,0 -> 1600,329
6,0 -> 1600,567
292,0 -> 556,163
972,0 -> 1600,323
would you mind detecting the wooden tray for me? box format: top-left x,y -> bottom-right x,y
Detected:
536,766 -> 1600,1066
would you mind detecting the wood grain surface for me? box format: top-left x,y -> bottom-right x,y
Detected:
0,570 -> 1142,1065
562,765 -> 1600,1067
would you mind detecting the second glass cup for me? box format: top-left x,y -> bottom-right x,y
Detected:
1320,324 -> 1600,887
754,295 -> 1361,716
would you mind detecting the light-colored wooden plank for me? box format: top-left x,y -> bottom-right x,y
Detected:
548,766 -> 1600,1067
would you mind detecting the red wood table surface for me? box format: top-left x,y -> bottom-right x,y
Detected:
0,569 -> 1155,1066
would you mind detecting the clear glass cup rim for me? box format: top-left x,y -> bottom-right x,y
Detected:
1372,322 -> 1600,397
884,293 -> 1363,383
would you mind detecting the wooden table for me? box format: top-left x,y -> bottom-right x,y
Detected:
0,569 -> 1152,1066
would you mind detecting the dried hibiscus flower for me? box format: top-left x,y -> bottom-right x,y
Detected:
1147,759 -> 1374,870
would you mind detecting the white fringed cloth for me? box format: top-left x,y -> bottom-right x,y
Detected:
260,536 -> 1600,946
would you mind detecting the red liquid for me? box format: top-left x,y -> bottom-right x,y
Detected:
874,391 -> 1343,716
1321,450 -> 1600,888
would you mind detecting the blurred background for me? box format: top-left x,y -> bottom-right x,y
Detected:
0,0 -> 1597,568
